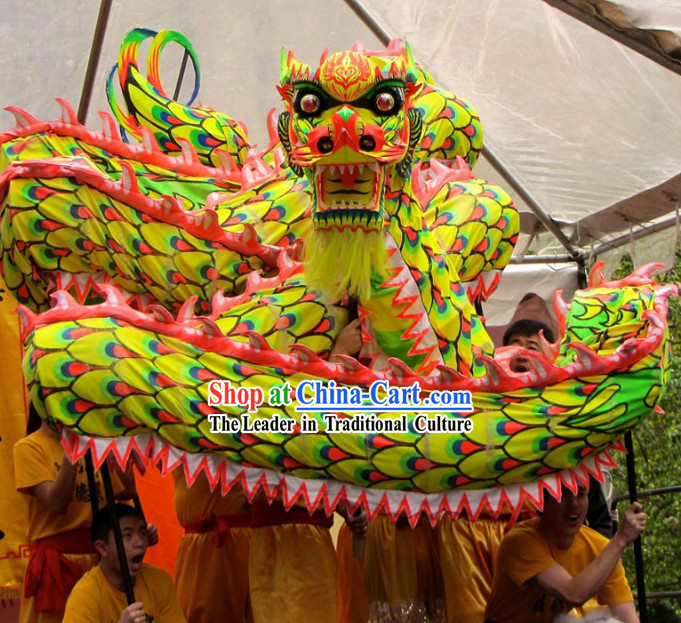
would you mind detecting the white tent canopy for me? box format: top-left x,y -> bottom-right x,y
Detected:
1,0 -> 680,322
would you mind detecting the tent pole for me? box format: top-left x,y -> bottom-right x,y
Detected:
343,0 -> 392,44
509,254 -> 573,264
542,0 -> 681,78
173,49 -> 191,102
77,0 -> 113,124
592,214 -> 678,258
624,431 -> 648,622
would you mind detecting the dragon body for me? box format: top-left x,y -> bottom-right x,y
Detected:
0,30 -> 673,522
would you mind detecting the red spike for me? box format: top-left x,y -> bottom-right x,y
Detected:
241,223 -> 258,247
588,261 -> 605,287
266,108 -> 279,145
289,344 -> 320,365
214,149 -> 237,174
159,195 -> 181,216
436,365 -> 467,386
98,284 -> 129,307
4,106 -> 39,129
553,289 -> 569,337
387,357 -> 416,382
145,305 -> 175,323
332,354 -> 364,375
387,38 -> 404,52
176,138 -> 200,167
15,305 -> 37,334
139,126 -> 159,153
50,290 -> 79,309
244,331 -> 271,351
54,98 -> 79,125
177,296 -> 198,324
199,317 -> 224,338
568,342 -> 603,373
118,161 -> 140,195
97,110 -> 121,142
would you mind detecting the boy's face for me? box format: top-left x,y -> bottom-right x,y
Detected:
99,515 -> 148,576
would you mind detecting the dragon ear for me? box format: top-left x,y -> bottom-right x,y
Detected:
397,108 -> 424,178
277,112 -> 303,177
280,48 -> 312,86
402,42 -> 419,83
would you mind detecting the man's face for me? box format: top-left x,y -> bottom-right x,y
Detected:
506,332 -> 541,372
100,515 -> 148,576
542,483 -> 589,539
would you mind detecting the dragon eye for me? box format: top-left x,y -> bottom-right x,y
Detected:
300,94 -> 321,114
375,92 -> 395,113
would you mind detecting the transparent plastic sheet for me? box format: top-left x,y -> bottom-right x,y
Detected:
481,262 -> 579,337
0,4 -> 100,120
597,224 -> 679,278
361,0 -> 681,228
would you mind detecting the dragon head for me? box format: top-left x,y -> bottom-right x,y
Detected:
277,42 -> 424,299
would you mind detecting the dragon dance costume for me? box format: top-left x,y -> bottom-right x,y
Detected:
0,26 -> 675,623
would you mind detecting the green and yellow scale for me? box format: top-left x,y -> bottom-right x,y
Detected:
0,29 -> 673,518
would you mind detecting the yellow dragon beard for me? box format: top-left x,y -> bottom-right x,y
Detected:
304,227 -> 386,302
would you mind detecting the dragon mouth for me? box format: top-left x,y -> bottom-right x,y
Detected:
313,163 -> 385,229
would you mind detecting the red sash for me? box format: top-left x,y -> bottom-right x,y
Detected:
184,513 -> 252,547
251,502 -> 334,529
24,529 -> 96,612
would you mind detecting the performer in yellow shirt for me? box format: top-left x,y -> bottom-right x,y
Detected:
438,512 -> 510,623
249,493 -> 367,623
485,482 -> 643,623
248,495 -> 338,623
363,512 -> 444,623
173,471 -> 251,623
336,522 -> 370,623
63,504 -> 185,623
13,410 -> 134,623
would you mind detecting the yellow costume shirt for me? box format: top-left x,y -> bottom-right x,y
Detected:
173,472 -> 251,623
485,518 -> 633,623
438,514 -> 508,623
63,563 -> 185,623
13,430 -> 123,623
363,513 -> 444,623
14,430 -> 109,540
249,497 -> 336,623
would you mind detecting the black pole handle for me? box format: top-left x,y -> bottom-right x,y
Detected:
83,451 -> 100,524
624,431 -> 647,623
100,460 -> 136,605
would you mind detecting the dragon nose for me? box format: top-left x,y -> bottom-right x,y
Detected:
330,106 -> 361,147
